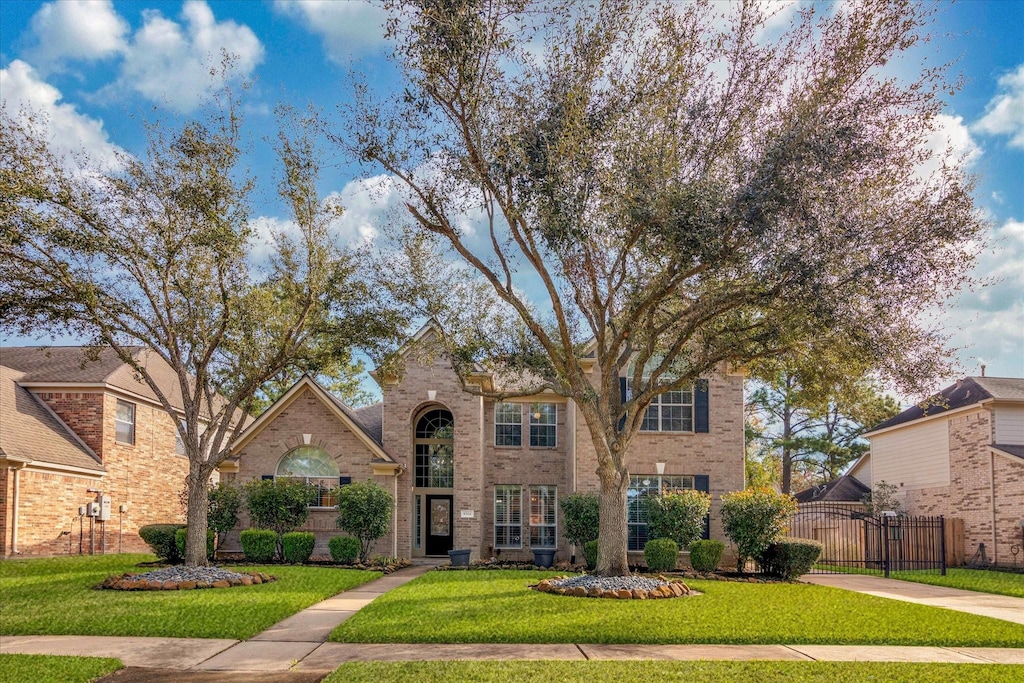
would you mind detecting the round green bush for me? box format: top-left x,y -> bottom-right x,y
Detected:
644,537 -> 679,572
759,539 -> 824,579
174,528 -> 215,561
583,540 -> 599,570
282,531 -> 316,564
329,535 -> 361,564
138,524 -> 185,563
688,539 -> 725,572
240,529 -> 278,563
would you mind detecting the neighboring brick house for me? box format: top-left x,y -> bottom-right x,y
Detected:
0,347 -> 200,557
225,322 -> 746,562
862,376 -> 1024,566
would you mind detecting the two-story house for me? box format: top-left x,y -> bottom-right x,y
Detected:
1,347 -> 196,557
223,323 -> 746,562
862,376 -> 1024,567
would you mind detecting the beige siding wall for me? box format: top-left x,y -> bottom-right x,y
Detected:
994,405 -> 1024,444
870,418 -> 950,492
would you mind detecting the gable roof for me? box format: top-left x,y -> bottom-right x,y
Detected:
793,474 -> 870,503
0,366 -> 105,473
867,376 -> 1024,434
229,375 -> 394,463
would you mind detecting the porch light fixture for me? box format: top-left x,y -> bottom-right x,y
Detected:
427,390 -> 437,401
655,462 -> 666,475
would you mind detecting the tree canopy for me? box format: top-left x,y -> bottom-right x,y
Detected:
349,0 -> 983,575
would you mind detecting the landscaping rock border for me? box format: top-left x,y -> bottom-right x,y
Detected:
99,568 -> 276,591
532,574 -> 695,600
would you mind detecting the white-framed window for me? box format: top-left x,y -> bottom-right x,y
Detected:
640,387 -> 694,432
495,402 -> 523,447
277,446 -> 341,508
529,485 -> 557,548
627,474 -> 696,551
529,404 -> 557,447
494,485 -> 522,548
115,400 -> 135,445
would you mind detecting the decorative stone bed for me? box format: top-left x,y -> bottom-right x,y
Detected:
532,575 -> 696,600
99,566 -> 276,591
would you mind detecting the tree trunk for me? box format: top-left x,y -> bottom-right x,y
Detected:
184,460 -> 213,567
595,467 -> 630,576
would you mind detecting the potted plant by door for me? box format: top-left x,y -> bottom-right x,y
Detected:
532,548 -> 555,568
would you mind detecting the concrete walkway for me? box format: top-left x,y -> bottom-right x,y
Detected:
802,573 -> 1024,625
3,564 -> 1024,676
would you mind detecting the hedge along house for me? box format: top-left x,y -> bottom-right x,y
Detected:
223,322 -> 745,562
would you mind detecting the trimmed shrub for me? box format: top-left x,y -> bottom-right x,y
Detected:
720,487 -> 798,572
646,489 -> 712,548
329,535 -> 361,564
760,539 -> 824,579
282,531 -> 316,564
138,524 -> 185,563
207,482 -> 242,540
644,538 -> 679,572
583,540 -> 599,570
688,539 -> 725,572
243,478 -> 318,560
560,493 -> 600,548
240,529 -> 278,563
174,528 -> 215,561
336,480 -> 394,563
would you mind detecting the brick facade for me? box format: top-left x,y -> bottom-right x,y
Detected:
2,390 -> 189,557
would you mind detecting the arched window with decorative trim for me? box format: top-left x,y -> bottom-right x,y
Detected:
414,409 -> 454,488
277,446 -> 341,508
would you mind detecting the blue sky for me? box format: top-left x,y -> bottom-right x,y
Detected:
1,0 -> 1022,389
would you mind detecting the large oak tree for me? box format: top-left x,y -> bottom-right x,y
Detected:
351,0 -> 982,575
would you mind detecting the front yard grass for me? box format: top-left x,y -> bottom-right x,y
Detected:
890,568 -> 1024,598
0,554 -> 380,640
0,654 -> 122,683
323,661 -> 1024,683
330,570 -> 1024,647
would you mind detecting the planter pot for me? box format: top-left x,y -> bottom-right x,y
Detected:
533,549 -> 556,568
448,549 -> 471,566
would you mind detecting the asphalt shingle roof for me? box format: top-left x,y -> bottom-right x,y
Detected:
869,377 -> 1024,433
794,475 -> 870,503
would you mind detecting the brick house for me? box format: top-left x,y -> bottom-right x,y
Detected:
224,323 -> 746,562
0,347 -> 200,557
862,376 -> 1024,566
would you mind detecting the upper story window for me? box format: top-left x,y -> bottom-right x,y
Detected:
640,387 -> 694,432
495,402 -> 523,447
115,400 -> 135,445
277,446 -> 341,508
529,403 -> 557,447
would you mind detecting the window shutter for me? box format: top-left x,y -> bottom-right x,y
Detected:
339,476 -> 352,486
261,475 -> 274,481
695,475 -> 711,540
618,376 -> 628,430
694,379 -> 710,433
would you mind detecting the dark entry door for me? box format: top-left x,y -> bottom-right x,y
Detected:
425,495 -> 454,555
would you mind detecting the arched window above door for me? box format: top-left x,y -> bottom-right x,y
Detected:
414,408 -> 454,488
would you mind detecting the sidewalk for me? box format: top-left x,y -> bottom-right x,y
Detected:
801,573 -> 1024,625
2,563 -> 1023,676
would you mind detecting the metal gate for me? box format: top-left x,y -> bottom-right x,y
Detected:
788,503 -> 946,576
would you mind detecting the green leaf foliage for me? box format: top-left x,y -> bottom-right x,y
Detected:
646,489 -> 711,548
137,524 -> 185,563
720,487 -> 798,572
282,531 -> 316,564
583,540 -> 599,570
240,529 -> 278,564
329,536 -> 361,564
688,539 -> 725,573
242,478 -> 318,554
759,540 -> 824,580
174,528 -> 215,562
207,482 -> 243,538
559,493 -> 600,547
336,480 -> 393,563
643,538 -> 679,572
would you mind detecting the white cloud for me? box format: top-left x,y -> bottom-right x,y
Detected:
332,174 -> 406,244
914,113 -> 981,186
972,64 -> 1024,149
110,1 -> 264,113
273,0 -> 387,63
22,0 -> 128,73
0,60 -> 122,171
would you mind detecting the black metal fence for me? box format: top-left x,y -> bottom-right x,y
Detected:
788,503 -> 946,576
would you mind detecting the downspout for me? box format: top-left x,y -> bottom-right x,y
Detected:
990,450 -> 997,565
393,470 -> 399,559
11,463 -> 23,554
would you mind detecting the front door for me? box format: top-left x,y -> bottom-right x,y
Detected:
425,495 -> 454,555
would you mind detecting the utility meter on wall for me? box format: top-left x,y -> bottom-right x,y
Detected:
98,495 -> 112,521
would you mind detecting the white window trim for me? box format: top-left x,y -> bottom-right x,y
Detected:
494,402 -> 523,447
529,403 -> 557,448
639,386 -> 695,433
115,399 -> 136,445
494,484 -> 523,549
529,485 -> 557,549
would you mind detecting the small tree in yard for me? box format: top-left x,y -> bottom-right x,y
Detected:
351,0 -> 985,575
721,487 -> 798,572
560,493 -> 600,552
336,480 -> 393,563
646,489 -> 712,549
862,481 -> 904,517
243,478 -> 318,560
179,481 -> 242,550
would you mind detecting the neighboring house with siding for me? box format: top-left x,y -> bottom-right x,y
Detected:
0,346 -> 211,557
223,322 -> 746,562
862,376 -> 1024,566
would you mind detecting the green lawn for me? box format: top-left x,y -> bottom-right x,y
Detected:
0,654 -> 122,683
323,661 -> 1024,683
0,554 -> 380,640
330,570 -> 1024,647
890,568 -> 1024,598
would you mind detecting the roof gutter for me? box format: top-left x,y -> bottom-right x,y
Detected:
864,400 -> 991,438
